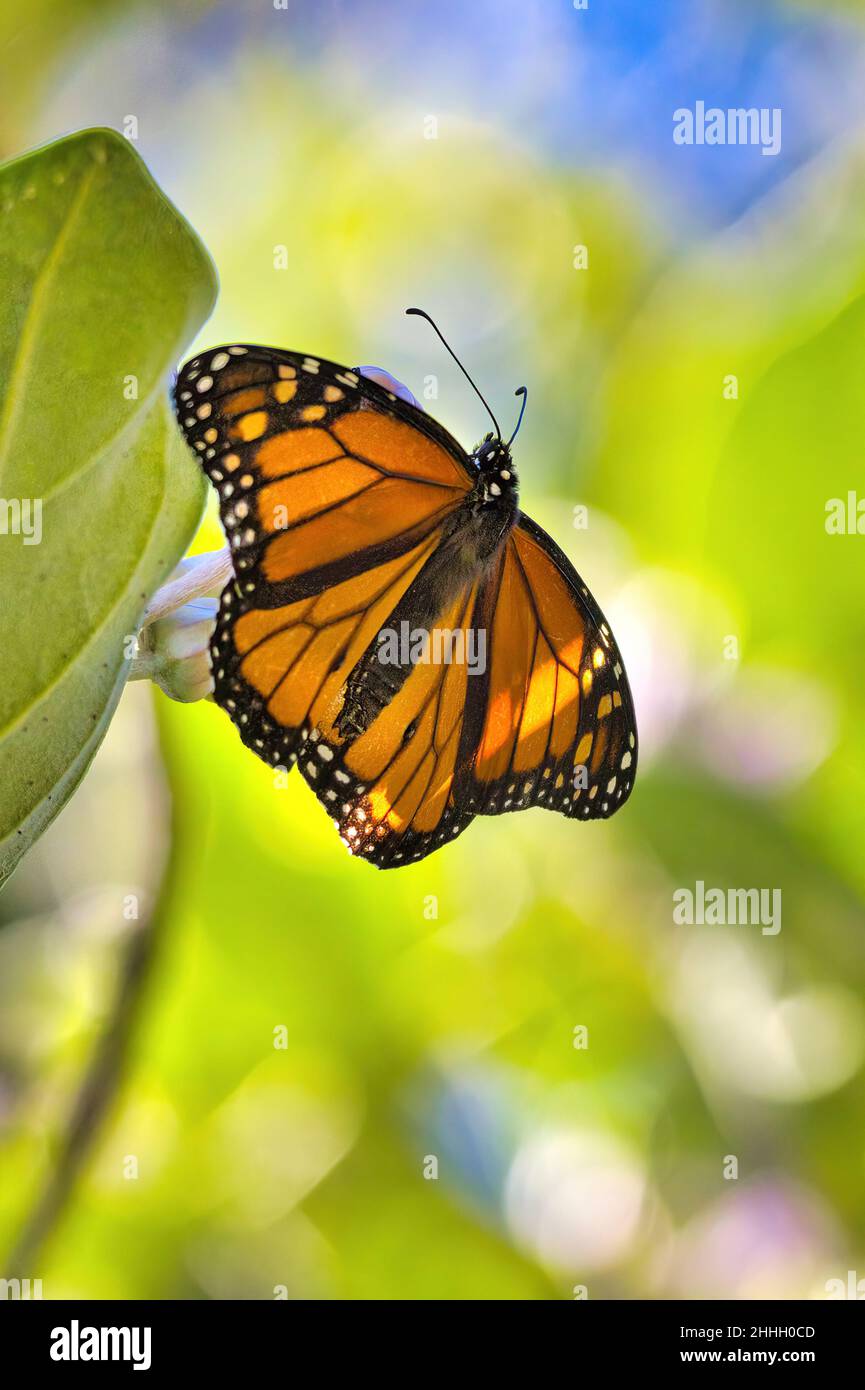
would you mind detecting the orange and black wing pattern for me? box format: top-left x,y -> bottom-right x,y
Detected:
174,345 -> 475,775
466,514 -> 637,821
292,572 -> 485,866
174,343 -> 637,868
278,511 -> 637,867
175,345 -> 473,606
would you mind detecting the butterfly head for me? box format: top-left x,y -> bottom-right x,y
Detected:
473,433 -> 519,505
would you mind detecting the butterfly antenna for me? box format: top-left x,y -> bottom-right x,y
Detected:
406,307 -> 502,441
507,387 -> 528,447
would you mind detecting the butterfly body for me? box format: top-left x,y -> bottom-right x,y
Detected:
474,434 -> 519,501
175,343 -> 637,868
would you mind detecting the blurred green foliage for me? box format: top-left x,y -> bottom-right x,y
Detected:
1,1 -> 864,1301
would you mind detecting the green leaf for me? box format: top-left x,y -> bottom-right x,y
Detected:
0,128 -> 217,887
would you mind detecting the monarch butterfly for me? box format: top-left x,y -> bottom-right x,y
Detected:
174,310 -> 637,868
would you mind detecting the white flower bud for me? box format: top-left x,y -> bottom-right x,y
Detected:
130,548 -> 232,702
135,598 -> 218,703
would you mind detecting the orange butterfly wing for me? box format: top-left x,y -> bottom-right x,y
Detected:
466,514 -> 637,819
285,515 -> 637,868
294,573 -> 485,866
174,346 -> 474,773
175,346 -> 473,605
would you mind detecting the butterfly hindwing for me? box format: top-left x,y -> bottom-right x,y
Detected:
293,572 -> 485,867
208,532 -> 443,771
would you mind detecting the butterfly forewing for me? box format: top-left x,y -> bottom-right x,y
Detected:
466,515 -> 638,821
174,345 -> 474,607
